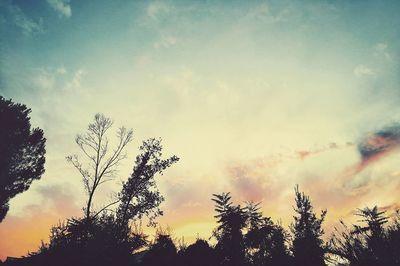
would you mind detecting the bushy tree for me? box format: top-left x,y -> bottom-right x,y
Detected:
0,96 -> 46,222
244,202 -> 274,265
212,192 -> 247,266
29,214 -> 147,266
244,202 -> 292,266
290,185 -> 327,266
330,206 -> 400,266
116,138 -> 179,227
386,210 -> 400,264
269,224 -> 293,265
211,193 -> 293,266
178,239 -> 218,266
141,230 -> 178,266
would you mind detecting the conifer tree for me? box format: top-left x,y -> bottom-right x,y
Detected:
291,185 -> 327,266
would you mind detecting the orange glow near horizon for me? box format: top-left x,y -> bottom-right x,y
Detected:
1,141 -> 399,261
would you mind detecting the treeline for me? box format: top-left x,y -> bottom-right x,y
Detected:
1,96 -> 400,266
3,187 -> 400,266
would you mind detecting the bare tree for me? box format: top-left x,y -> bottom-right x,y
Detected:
66,113 -> 133,219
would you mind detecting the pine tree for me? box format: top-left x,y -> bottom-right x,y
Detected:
291,185 -> 327,266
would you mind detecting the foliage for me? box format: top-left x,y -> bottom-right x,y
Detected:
0,96 -> 46,222
244,204 -> 291,266
330,206 -> 400,266
116,138 -> 179,227
212,192 -> 247,266
212,194 -> 292,266
28,215 -> 146,266
141,230 -> 178,266
290,185 -> 327,266
14,114 -> 180,266
178,239 -> 218,266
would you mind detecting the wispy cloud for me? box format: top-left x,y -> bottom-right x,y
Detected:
147,1 -> 172,20
8,4 -> 43,36
295,142 -> 354,160
374,42 -> 392,61
353,64 -> 375,77
243,3 -> 292,23
47,0 -> 72,18
65,68 -> 86,89
225,142 -> 355,203
32,67 -> 86,91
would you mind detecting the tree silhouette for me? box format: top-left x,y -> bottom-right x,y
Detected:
330,206 -> 400,266
0,96 -> 46,222
386,210 -> 400,265
244,201 -> 274,265
353,206 -> 388,262
141,230 -> 178,266
66,113 -> 133,219
27,214 -> 147,266
212,192 -> 247,266
21,123 -> 179,266
291,185 -> 327,266
178,239 -> 218,266
116,138 -> 179,227
268,224 -> 293,266
244,202 -> 292,266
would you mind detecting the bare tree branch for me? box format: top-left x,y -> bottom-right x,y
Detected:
66,113 -> 133,219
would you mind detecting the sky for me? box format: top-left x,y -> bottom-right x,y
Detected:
1,0 -> 400,260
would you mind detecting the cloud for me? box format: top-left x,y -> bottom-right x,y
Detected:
225,143 -> 353,202
374,42 -> 392,61
226,161 -> 274,203
32,67 -> 86,91
243,3 -> 291,23
36,184 -> 80,215
340,124 -> 400,178
358,124 -> 400,162
8,4 -> 43,36
147,1 -> 171,20
353,64 -> 375,77
47,0 -> 72,18
295,142 -> 354,160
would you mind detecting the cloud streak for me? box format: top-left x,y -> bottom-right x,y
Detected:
7,4 -> 43,36
295,142 -> 354,161
354,64 -> 375,77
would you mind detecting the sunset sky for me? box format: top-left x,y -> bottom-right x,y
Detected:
1,0 -> 400,260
